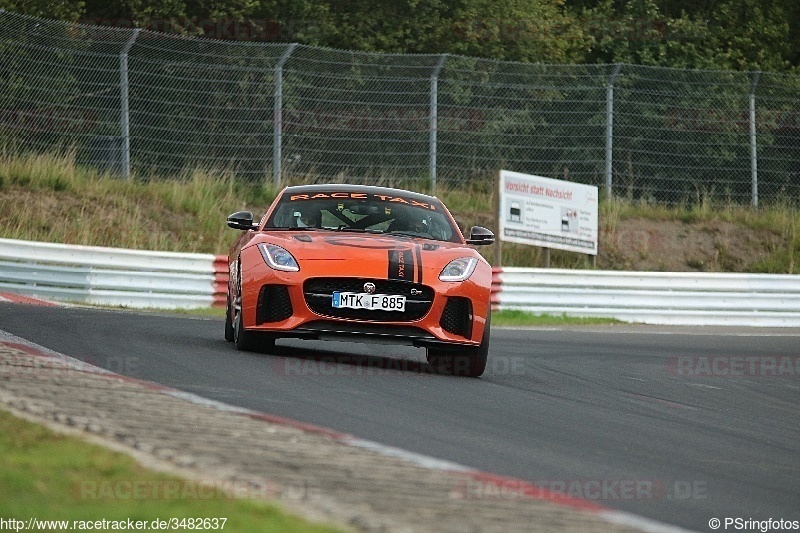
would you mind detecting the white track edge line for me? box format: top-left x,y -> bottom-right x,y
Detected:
1,328 -> 698,532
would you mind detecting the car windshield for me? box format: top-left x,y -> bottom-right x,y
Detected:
264,191 -> 462,243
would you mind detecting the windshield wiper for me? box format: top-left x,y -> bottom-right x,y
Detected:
386,230 -> 427,239
332,226 -> 384,233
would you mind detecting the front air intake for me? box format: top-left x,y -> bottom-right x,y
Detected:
256,285 -> 293,324
440,297 -> 473,338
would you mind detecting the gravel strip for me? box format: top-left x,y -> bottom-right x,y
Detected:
0,339 -> 643,532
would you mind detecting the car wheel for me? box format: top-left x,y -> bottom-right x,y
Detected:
224,294 -> 234,342
232,263 -> 258,351
233,262 -> 275,353
427,312 -> 490,378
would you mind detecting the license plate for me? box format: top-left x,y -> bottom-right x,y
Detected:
332,291 -> 406,312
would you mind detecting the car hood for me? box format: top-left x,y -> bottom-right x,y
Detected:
247,231 -> 484,283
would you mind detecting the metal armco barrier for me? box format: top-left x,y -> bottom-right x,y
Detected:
493,267 -> 800,327
2,238 -> 799,325
0,238 -> 228,309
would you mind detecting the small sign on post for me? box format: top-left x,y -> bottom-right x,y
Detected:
498,170 -> 598,261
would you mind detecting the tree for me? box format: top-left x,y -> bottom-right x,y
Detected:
81,0 -> 262,37
0,0 -> 84,21
289,0 -> 590,63
569,0 -> 796,71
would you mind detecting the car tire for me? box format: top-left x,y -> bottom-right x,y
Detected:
235,306 -> 275,353
233,295 -> 257,352
232,262 -> 257,352
427,312 -> 490,378
224,295 -> 234,342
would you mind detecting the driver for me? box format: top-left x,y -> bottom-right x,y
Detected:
389,209 -> 429,234
408,218 -> 427,233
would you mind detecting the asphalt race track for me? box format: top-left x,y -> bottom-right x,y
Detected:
1,302 -> 798,531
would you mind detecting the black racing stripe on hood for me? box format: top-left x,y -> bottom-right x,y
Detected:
388,248 -> 414,281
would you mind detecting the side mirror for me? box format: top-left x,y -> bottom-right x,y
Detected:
227,211 -> 256,230
465,226 -> 495,245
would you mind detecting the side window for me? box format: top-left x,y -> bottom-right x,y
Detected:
271,204 -> 293,228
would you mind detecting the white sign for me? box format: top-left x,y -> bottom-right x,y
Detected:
499,170 -> 598,255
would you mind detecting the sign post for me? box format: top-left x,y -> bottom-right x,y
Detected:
498,170 -> 598,262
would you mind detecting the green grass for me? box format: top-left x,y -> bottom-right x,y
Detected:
0,147 -> 277,253
491,309 -> 622,326
86,305 -> 229,318
129,306 -> 620,327
0,409 -> 343,532
597,194 -> 799,273
1,147 -> 797,273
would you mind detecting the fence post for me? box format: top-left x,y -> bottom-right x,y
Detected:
120,28 -> 141,180
749,71 -> 761,208
273,43 -> 298,186
605,63 -> 623,198
429,54 -> 448,192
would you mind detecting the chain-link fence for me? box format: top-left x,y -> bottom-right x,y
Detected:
2,10 -> 799,204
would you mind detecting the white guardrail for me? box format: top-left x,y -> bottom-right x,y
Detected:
1,238 -> 799,326
0,238 -> 227,309
492,267 -> 800,327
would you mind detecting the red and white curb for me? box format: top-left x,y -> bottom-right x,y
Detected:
0,292 -> 57,306
0,327 -> 694,533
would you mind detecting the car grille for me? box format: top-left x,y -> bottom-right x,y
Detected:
440,296 -> 473,338
257,284 -> 293,324
304,277 -> 434,322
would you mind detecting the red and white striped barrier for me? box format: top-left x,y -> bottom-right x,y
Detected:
490,266 -> 503,311
212,256 -> 229,308
4,238 -> 798,325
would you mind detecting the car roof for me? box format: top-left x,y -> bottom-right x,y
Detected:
280,184 -> 441,204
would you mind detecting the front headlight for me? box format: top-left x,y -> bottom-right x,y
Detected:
439,257 -> 478,282
258,243 -> 299,272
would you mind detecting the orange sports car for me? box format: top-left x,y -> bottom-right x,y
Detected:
224,184 -> 495,377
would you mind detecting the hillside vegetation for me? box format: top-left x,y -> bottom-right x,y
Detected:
1,150 -> 797,273
2,0 -> 798,72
